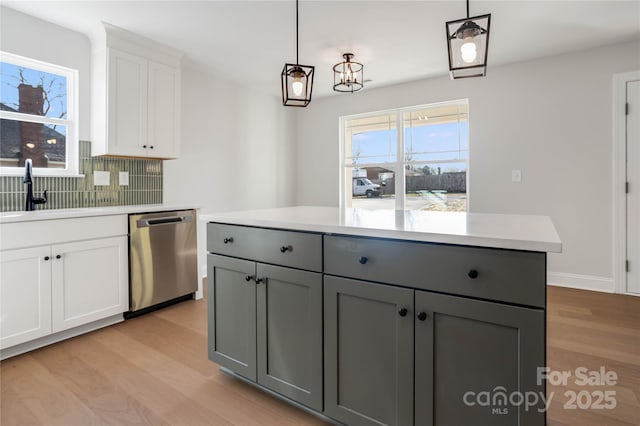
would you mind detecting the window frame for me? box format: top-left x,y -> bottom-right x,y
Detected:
339,99 -> 469,211
0,51 -> 79,177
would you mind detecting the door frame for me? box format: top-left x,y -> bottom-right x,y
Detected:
613,70 -> 640,294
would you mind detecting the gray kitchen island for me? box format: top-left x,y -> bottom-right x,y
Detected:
202,206 -> 562,426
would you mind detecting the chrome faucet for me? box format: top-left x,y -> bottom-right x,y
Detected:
24,159 -> 47,211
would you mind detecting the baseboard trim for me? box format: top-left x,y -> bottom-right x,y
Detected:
0,314 -> 124,361
547,272 -> 615,293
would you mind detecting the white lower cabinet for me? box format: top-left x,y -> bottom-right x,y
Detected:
51,237 -> 128,333
0,215 -> 129,356
0,246 -> 52,349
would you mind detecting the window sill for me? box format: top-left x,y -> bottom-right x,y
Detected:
0,171 -> 85,178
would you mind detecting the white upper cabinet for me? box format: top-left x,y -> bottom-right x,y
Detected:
107,48 -> 148,156
91,23 -> 181,159
147,61 -> 181,158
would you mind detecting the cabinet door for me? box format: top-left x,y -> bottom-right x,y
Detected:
51,237 -> 128,333
107,48 -> 148,156
324,276 -> 414,426
415,291 -> 545,426
0,246 -> 52,349
147,61 -> 180,158
256,264 -> 322,411
207,254 -> 257,381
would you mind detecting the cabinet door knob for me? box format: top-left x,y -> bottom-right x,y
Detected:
56,254 -> 62,259
398,307 -> 408,317
143,145 -> 147,148
467,269 -> 479,279
245,275 -> 253,282
359,256 -> 368,264
44,256 -> 50,261
417,312 -> 428,321
150,146 -> 154,149
255,277 -> 264,284
280,245 -> 291,253
223,237 -> 234,244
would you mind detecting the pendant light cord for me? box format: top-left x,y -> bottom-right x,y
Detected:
466,0 -> 470,18
296,0 -> 299,64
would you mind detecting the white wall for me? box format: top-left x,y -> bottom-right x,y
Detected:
163,64 -> 295,213
0,7 -> 92,140
293,40 -> 640,291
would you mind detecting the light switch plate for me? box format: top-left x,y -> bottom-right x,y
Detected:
93,170 -> 110,186
119,171 -> 129,186
512,169 -> 522,183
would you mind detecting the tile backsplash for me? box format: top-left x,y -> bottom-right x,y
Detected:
0,141 -> 163,212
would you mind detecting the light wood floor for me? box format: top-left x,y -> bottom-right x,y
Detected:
546,286 -> 640,426
1,286 -> 638,425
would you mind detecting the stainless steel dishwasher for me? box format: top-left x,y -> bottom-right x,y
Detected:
127,209 -> 197,316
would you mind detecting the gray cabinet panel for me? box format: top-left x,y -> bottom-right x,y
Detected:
325,235 -> 545,308
207,223 -> 322,272
256,264 -> 323,411
324,276 -> 414,426
415,291 -> 545,426
207,254 -> 257,381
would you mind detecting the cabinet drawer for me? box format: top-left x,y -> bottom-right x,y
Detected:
207,223 -> 322,272
324,235 -> 545,308
1,215 -> 128,251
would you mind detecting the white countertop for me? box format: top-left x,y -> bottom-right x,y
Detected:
201,206 -> 562,253
0,204 -> 199,224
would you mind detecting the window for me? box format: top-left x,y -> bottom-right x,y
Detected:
0,51 -> 78,176
340,100 -> 468,211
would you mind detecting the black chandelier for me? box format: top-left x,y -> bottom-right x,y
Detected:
333,53 -> 364,93
445,0 -> 491,79
281,0 -> 314,107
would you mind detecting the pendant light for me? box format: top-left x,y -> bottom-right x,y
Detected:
333,53 -> 364,93
445,0 -> 491,79
281,0 -> 314,107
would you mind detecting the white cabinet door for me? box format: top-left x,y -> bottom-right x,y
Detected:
147,61 -> 181,158
107,48 -> 148,156
51,237 -> 128,333
0,246 -> 52,349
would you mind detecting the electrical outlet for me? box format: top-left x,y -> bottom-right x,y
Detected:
93,171 -> 110,186
119,171 -> 129,186
512,169 -> 522,183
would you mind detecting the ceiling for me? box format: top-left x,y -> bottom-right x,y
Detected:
3,1 -> 640,99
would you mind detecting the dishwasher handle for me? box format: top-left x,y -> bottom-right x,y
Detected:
137,215 -> 193,228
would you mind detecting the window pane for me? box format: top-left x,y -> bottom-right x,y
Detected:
0,61 -> 67,119
404,162 -> 467,212
341,100 -> 469,212
0,118 -> 67,169
345,114 -> 397,165
403,104 -> 468,163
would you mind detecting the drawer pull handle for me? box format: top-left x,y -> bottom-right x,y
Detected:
255,277 -> 264,284
44,256 -> 50,261
245,275 -> 254,282
398,308 -> 408,317
359,256 -> 368,264
417,312 -> 428,321
280,245 -> 292,253
56,254 -> 62,259
223,237 -> 234,244
468,269 -> 479,279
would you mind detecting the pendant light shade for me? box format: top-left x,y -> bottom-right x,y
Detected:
446,0 -> 491,79
281,0 -> 314,107
333,53 -> 364,93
